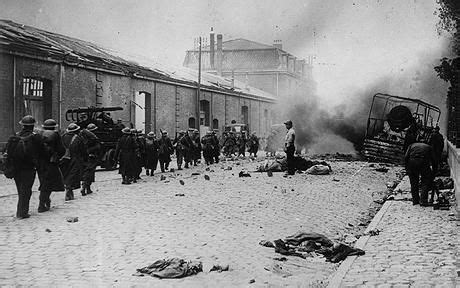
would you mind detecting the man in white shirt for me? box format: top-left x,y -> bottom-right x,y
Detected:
284,120 -> 296,175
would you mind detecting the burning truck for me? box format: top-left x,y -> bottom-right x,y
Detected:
363,93 -> 441,164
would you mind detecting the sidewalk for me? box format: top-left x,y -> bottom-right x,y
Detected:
329,177 -> 459,287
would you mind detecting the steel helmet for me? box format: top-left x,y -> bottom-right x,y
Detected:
87,123 -> 98,131
42,119 -> 57,129
66,123 -> 81,133
19,115 -> 36,126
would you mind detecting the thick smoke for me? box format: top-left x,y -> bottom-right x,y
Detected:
276,47 -> 450,155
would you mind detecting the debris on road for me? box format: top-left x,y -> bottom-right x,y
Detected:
332,178 -> 340,182
265,263 -> 292,278
179,180 -> 185,185
224,166 -> 232,170
262,231 -> 365,263
66,217 -> 79,223
45,228 -> 51,232
375,167 -> 389,173
367,229 -> 381,236
249,279 -> 255,284
135,258 -> 203,279
305,164 -> 331,175
239,171 -> 251,177
175,193 -> 185,197
209,264 -> 229,272
191,172 -> 200,176
160,175 -> 166,181
267,170 -> 273,177
204,175 -> 210,180
259,240 -> 275,248
273,257 -> 288,261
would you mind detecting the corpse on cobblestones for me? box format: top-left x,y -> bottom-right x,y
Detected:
260,231 -> 365,263
135,258 -> 203,279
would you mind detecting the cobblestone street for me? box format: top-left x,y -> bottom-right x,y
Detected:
0,158 -> 399,287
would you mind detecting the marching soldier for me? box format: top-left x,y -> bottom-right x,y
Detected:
5,115 -> 42,219
145,132 -> 159,176
134,129 -> 145,181
201,131 -> 215,165
37,119 -> 65,212
223,131 -> 237,157
182,130 -> 194,168
173,131 -> 186,170
61,123 -> 86,200
211,130 -> 220,164
248,131 -> 259,157
115,127 -> 138,184
236,132 -> 247,157
158,130 -> 173,172
79,123 -> 100,195
191,129 -> 202,165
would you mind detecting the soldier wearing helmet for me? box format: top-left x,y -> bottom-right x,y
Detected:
158,130 -> 173,172
36,119 -> 65,212
145,132 -> 159,176
115,127 -> 138,184
5,115 -> 43,219
173,130 -> 189,170
79,123 -> 101,195
201,130 -> 215,165
190,129 -> 202,165
61,123 -> 86,200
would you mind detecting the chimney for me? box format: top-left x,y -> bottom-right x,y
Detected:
210,27 -> 215,70
273,39 -> 282,50
216,34 -> 223,76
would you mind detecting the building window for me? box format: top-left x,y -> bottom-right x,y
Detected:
22,77 -> 51,125
199,100 -> 210,126
241,105 -> 249,124
212,119 -> 219,130
188,117 -> 196,128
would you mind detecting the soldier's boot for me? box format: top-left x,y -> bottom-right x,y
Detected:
80,183 -> 87,196
38,201 -> 48,213
146,169 -> 150,176
122,176 -> 130,185
65,189 -> 73,201
184,163 -> 189,168
177,165 -> 182,170
86,184 -> 93,195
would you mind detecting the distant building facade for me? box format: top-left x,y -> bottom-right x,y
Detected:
0,20 -> 275,147
183,37 -> 316,101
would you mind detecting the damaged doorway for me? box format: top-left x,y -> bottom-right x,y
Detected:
132,91 -> 152,133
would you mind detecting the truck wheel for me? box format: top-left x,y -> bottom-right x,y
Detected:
104,149 -> 117,170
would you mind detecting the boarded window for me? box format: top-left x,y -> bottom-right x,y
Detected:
212,119 -> 219,130
188,117 -> 196,128
22,77 -> 51,125
241,105 -> 249,124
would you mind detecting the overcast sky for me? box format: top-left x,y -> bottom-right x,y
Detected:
0,0 -> 450,108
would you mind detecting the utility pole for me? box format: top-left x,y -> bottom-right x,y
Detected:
197,36 -> 202,130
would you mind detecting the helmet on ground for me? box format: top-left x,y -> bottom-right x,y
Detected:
122,127 -> 131,134
42,119 -> 57,129
87,123 -> 98,131
19,115 -> 36,126
66,123 -> 80,133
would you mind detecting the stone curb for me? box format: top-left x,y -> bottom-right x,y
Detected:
327,200 -> 394,288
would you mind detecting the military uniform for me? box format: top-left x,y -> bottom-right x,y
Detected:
37,119 -> 65,212
191,130 -> 201,165
6,116 -> 42,218
158,132 -> 173,172
223,132 -> 237,157
211,132 -> 220,163
248,132 -> 259,157
201,132 -> 215,165
145,132 -> 159,176
115,128 -> 138,184
429,128 -> 444,172
79,124 -> 100,195
236,133 -> 247,157
61,123 -> 86,200
405,142 -> 437,205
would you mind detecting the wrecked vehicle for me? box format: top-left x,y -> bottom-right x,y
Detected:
363,93 -> 441,164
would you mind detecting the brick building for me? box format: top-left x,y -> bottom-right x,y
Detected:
183,36 -> 316,101
0,20 -> 275,148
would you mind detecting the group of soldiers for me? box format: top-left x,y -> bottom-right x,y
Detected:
5,115 -> 100,219
115,128 -> 261,184
221,131 -> 259,158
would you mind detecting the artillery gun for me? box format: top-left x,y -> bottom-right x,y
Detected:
65,106 -> 125,169
363,93 -> 441,164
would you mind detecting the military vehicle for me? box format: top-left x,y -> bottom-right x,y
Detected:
66,106 -> 125,169
363,93 -> 441,163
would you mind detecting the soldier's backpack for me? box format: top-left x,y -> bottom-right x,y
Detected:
3,133 -> 37,179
